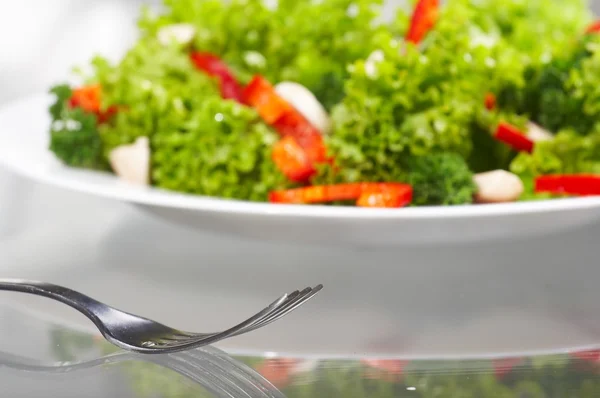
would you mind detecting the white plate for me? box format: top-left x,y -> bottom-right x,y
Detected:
2,93 -> 600,247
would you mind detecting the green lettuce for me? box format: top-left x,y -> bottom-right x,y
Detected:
138,0 -> 386,110
91,38 -> 290,201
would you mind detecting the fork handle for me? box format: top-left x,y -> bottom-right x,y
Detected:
0,279 -> 107,327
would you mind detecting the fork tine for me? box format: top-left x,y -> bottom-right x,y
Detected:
285,290 -> 301,300
222,286 -> 321,339
152,293 -> 290,350
229,287 -> 313,333
219,287 -> 310,333
163,289 -> 309,342
237,285 -> 322,334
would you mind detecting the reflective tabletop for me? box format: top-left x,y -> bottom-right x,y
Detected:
3,303 -> 600,398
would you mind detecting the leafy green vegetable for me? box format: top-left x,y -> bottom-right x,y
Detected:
327,0 -> 526,184
48,84 -> 107,170
91,39 -> 220,157
499,34 -> 600,136
464,0 -> 591,65
151,97 -> 290,201
406,153 -> 476,206
327,0 -> 593,190
139,0 -> 386,110
91,38 -> 290,201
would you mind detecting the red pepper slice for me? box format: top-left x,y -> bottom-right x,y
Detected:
272,136 -> 316,183
269,183 -> 412,208
535,175 -> 600,196
484,92 -> 496,111
357,188 -> 412,208
190,52 -> 245,103
68,84 -> 117,124
69,84 -> 102,113
271,110 -> 328,163
494,122 -> 534,153
244,75 -> 332,180
243,75 -> 292,124
406,0 -> 439,45
586,21 -> 600,34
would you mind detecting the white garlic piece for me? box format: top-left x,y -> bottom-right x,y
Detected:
109,137 -> 150,186
474,169 -> 524,204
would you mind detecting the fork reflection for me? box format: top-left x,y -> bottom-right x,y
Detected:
0,346 -> 285,398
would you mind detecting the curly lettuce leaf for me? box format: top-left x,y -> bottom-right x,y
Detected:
91,37 -> 290,201
406,153 -> 477,206
498,34 -> 600,136
138,0 -> 385,110
152,97 -> 290,201
327,0 -> 528,183
465,0 -> 591,65
90,39 -> 222,156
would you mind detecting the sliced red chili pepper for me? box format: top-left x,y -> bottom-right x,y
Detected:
535,175 -> 600,196
271,110 -> 328,163
484,92 -> 496,110
269,183 -> 412,208
406,0 -> 439,45
494,122 -> 534,153
243,75 -> 332,179
69,84 -> 117,124
357,188 -> 412,208
272,136 -> 316,183
586,21 -> 600,34
69,84 -> 102,113
243,75 -> 292,124
190,52 -> 245,103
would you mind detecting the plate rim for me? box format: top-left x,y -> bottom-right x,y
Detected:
2,92 -> 600,221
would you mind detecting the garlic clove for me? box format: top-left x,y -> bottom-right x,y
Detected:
474,169 -> 524,204
109,136 -> 150,186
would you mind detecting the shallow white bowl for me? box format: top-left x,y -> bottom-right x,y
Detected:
2,93 -> 600,247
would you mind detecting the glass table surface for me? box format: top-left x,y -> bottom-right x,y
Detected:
2,302 -> 600,398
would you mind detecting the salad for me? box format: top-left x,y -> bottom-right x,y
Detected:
48,0 -> 600,208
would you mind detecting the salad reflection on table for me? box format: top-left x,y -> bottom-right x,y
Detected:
46,0 -> 600,211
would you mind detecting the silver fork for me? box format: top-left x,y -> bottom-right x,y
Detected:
0,279 -> 322,354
